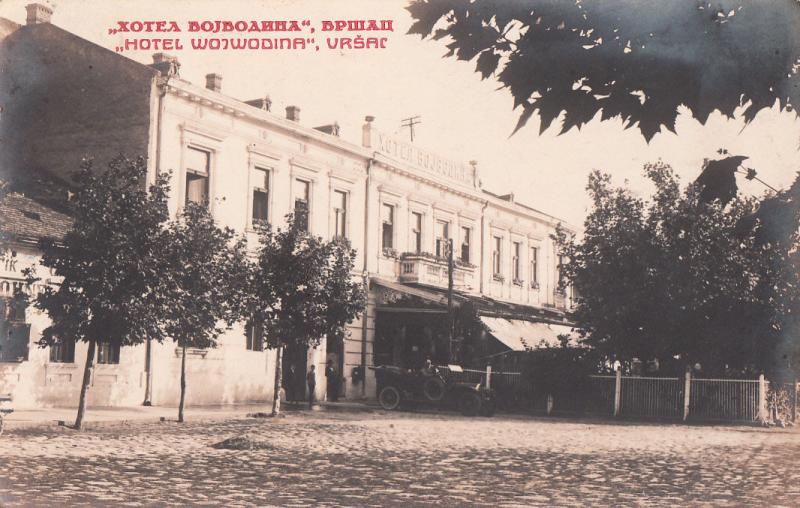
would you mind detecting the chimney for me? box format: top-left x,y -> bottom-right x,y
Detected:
362,115 -> 375,148
285,105 -> 300,122
25,3 -> 53,25
205,73 -> 222,93
151,53 -> 180,77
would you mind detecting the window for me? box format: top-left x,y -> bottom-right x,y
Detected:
381,203 -> 394,250
185,147 -> 210,206
294,179 -> 311,231
460,227 -> 471,263
333,190 -> 348,239
530,246 -> 539,287
492,236 -> 503,276
435,220 -> 449,258
49,339 -> 75,363
411,212 -> 423,254
245,318 -> 264,352
512,242 -> 522,283
0,297 -> 30,362
251,167 -> 270,225
557,254 -> 567,292
96,342 -> 120,364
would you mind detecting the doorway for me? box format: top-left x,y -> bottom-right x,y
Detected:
282,344 -> 308,403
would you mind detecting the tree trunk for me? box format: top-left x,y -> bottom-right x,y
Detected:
178,345 -> 187,423
143,337 -> 153,406
74,339 -> 96,430
271,346 -> 284,416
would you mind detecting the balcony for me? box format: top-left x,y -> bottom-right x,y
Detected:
398,252 -> 476,291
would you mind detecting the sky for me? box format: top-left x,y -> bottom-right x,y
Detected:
2,0 -> 798,229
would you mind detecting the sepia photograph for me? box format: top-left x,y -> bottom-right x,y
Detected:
0,0 -> 799,505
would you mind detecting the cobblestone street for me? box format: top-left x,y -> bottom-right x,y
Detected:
0,409 -> 798,506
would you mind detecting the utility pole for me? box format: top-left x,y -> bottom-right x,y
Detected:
446,238 -> 455,363
401,115 -> 421,142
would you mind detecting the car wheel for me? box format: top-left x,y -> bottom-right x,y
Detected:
378,386 -> 402,411
458,391 -> 482,417
422,377 -> 445,402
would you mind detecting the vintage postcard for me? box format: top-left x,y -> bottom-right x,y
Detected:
0,0 -> 798,506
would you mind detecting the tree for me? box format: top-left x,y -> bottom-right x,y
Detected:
554,161 -> 800,377
407,0 -> 800,141
249,210 -> 365,416
161,201 -> 249,423
24,156 -> 171,429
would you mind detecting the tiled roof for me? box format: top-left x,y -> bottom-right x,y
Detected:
0,193 -> 72,244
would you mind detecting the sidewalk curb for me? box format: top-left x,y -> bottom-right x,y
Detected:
2,401 -> 379,431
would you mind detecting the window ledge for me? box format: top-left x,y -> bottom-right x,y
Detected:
512,279 -> 524,287
46,362 -> 78,369
174,348 -> 209,359
492,274 -> 505,283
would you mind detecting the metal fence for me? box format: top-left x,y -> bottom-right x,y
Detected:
620,376 -> 684,419
585,375 -> 616,416
690,378 -> 760,422
436,366 -> 795,424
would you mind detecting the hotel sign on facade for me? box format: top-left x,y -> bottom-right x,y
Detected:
367,126 -> 477,188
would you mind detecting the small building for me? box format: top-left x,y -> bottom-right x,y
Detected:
0,3 -> 576,409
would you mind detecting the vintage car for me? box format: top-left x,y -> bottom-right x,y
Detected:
371,365 -> 496,417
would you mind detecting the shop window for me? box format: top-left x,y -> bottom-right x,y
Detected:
435,220 -> 450,258
252,167 -> 270,225
294,179 -> 311,231
96,342 -> 120,365
333,190 -> 348,239
460,227 -> 471,263
245,318 -> 265,352
185,147 -> 210,206
381,203 -> 394,250
411,212 -> 423,254
49,339 -> 75,363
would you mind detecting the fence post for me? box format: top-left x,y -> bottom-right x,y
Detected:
793,378 -> 798,423
613,366 -> 622,417
758,374 -> 768,423
485,365 -> 492,390
683,369 -> 691,422
546,394 -> 554,416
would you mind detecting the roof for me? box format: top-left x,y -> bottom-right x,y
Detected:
0,193 -> 72,244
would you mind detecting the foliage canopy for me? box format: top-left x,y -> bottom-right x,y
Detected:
408,0 -> 800,141
554,162 -> 800,377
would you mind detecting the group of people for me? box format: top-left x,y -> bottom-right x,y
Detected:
284,360 -> 342,409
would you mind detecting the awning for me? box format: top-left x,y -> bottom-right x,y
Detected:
479,316 -> 577,351
372,278 -> 448,306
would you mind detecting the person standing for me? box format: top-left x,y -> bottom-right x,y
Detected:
306,364 -> 317,409
325,360 -> 339,402
284,363 -> 297,404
